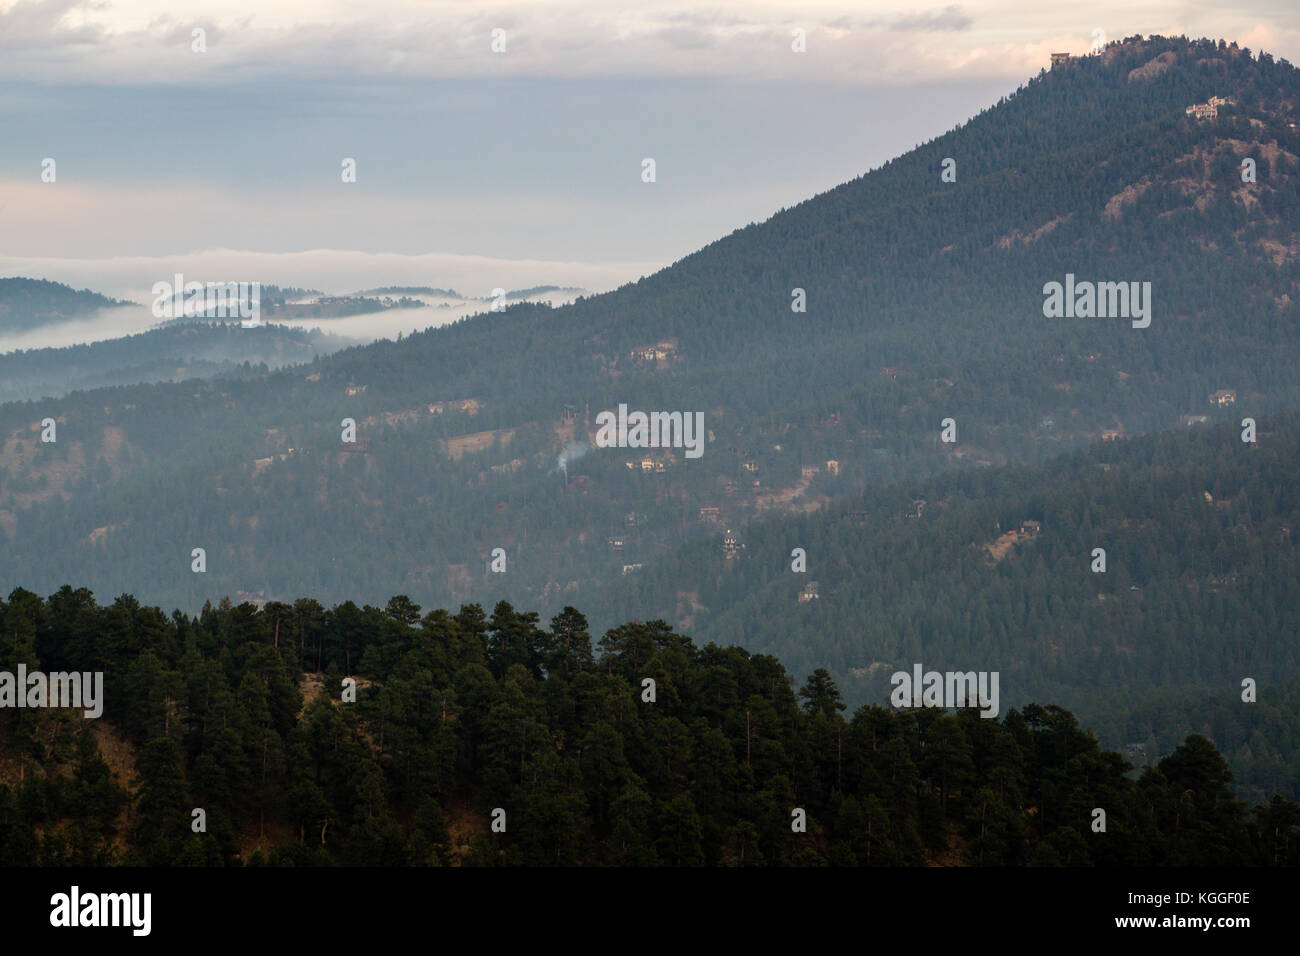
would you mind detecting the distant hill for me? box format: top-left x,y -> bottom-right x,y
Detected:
357,286 -> 462,297
0,323 -> 356,403
0,277 -> 131,334
502,286 -> 583,300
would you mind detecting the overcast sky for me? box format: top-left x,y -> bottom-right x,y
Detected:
1,1 -> 1297,300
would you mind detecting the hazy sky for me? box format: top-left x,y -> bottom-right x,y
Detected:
2,1 -> 1297,299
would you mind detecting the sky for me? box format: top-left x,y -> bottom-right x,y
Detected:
1,0 -> 1297,304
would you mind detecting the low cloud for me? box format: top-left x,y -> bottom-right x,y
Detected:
0,303 -> 156,353
0,248 -> 652,306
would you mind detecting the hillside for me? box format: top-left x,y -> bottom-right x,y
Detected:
1,591 -> 1294,866
579,409 -> 1300,801
1,35 -> 1298,634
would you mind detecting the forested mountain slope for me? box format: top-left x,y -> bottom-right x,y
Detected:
1,35 -> 1297,626
1,591 -> 1295,866
582,410 -> 1300,801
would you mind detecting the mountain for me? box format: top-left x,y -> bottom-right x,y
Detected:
0,278 -> 131,335
1,35 -> 1298,655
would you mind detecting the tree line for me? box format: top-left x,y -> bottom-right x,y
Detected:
1,589 -> 1296,866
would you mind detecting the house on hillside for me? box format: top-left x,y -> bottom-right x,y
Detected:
1020,520 -> 1041,536
1186,101 -> 1218,121
1209,389 -> 1236,406
826,459 -> 840,476
798,581 -> 820,603
629,342 -> 677,362
723,530 -> 742,559
1101,429 -> 1121,441
1050,53 -> 1071,67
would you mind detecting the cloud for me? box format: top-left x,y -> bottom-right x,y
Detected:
890,5 -> 973,32
0,247 -> 660,304
0,0 -> 105,49
4,0 -> 1247,86
0,251 -> 638,352
0,1 -> 1295,88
